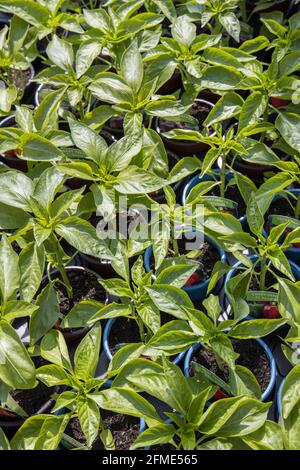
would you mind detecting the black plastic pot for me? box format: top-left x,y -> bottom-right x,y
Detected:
155,98 -> 215,156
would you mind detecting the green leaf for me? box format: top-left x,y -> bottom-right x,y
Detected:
89,73 -> 134,105
76,40 -> 103,79
281,365 -> 300,419
260,18 -> 286,38
0,170 -> 33,211
19,242 -> 45,302
163,357 -> 192,415
131,424 -> 175,450
219,12 -> 240,42
171,15 -> 196,48
36,364 -> 73,388
243,421 -> 284,450
46,35 -> 74,72
200,66 -> 242,90
29,283 -> 60,345
0,0 -> 50,28
229,319 -> 286,339
0,202 -> 29,230
203,48 -> 242,69
246,194 -> 264,237
34,87 -> 66,134
0,320 -> 36,389
145,284 -> 192,319
55,216 -> 114,260
77,396 -> 100,448
278,278 -> 300,324
40,329 -> 72,372
105,133 -> 143,173
74,323 -> 102,380
229,365 -> 262,400
203,92 -> 243,126
15,106 -> 33,133
61,300 -> 105,328
198,396 -> 270,437
21,133 -> 63,162
275,112 -> 300,153
33,167 -> 65,212
11,414 -> 70,450
239,36 -> 269,54
55,162 -> 96,180
1,300 -> 37,322
68,118 -> 107,165
154,262 -> 198,288
121,39 -> 143,92
0,235 -> 20,302
114,166 -> 166,194
238,92 -> 268,132
0,427 -> 10,450
89,387 -> 160,423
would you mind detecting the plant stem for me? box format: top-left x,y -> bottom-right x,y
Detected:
53,236 -> 73,299
260,104 -> 269,142
259,256 -> 267,291
220,154 -> 226,199
173,236 -> 180,257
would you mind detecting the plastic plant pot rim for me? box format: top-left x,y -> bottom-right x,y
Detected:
262,189 -> 300,257
143,231 -> 226,298
183,337 -> 277,402
181,171 -> 247,226
103,317 -> 186,365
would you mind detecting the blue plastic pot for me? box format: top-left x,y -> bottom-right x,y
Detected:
181,171 -> 247,226
262,189 -> 300,263
184,338 -> 277,402
223,255 -> 300,313
103,317 -> 186,365
144,233 -> 226,302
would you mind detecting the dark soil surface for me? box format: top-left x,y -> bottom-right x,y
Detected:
54,269 -> 106,317
0,357 -> 56,420
9,67 -> 32,90
109,317 -> 141,354
191,339 -> 270,392
65,411 -> 140,450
